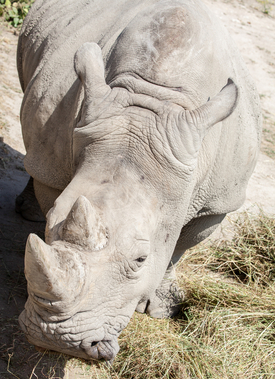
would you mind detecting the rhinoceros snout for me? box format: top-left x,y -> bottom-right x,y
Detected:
81,339 -> 120,361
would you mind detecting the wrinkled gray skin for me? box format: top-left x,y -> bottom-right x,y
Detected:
17,0 -> 261,361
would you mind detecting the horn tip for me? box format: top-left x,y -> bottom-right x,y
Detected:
72,195 -> 91,212
26,233 -> 41,250
26,233 -> 50,261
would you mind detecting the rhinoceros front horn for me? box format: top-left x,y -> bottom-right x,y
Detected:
25,233 -> 61,298
61,196 -> 108,251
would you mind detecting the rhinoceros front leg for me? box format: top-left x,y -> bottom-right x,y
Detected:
32,178 -> 62,217
16,177 -> 62,221
136,214 -> 226,318
16,177 -> 45,221
136,266 -> 183,318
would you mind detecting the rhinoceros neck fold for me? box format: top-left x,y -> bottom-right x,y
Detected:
109,74 -> 197,109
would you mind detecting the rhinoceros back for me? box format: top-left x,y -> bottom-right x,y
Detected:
18,0 -> 159,189
18,0 -> 261,218
103,0 -> 261,215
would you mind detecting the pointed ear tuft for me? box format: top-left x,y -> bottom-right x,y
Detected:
189,78 -> 239,134
62,196 -> 108,251
218,78 -> 239,118
74,42 -> 111,126
206,78 -> 239,128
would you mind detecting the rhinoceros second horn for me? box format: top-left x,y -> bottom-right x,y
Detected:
62,195 -> 108,251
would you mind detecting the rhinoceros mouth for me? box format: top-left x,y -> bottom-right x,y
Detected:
19,303 -> 125,361
31,337 -> 119,361
32,340 -> 119,361
19,310 -> 120,361
80,339 -> 120,361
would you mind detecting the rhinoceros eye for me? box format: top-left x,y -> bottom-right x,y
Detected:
128,241 -> 149,273
136,256 -> 147,263
125,255 -> 148,277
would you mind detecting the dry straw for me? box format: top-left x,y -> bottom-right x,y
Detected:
5,212 -> 274,378
71,212 -> 275,378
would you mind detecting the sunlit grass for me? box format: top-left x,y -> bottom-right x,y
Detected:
65,212 -> 275,379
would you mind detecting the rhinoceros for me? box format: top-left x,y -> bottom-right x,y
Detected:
17,0 -> 261,361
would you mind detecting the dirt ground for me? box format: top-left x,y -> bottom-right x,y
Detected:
0,0 -> 274,378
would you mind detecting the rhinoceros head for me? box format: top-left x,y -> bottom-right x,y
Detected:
19,192 -> 162,361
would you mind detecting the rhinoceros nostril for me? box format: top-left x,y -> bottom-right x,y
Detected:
91,341 -> 98,347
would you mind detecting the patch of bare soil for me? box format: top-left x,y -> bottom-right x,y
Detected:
0,0 -> 274,377
205,0 -> 275,160
0,21 -> 68,379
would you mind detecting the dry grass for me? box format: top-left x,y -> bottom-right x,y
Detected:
185,212 -> 275,286
3,212 -> 275,378
64,212 -> 275,379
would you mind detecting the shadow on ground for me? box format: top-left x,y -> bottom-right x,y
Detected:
0,139 -> 67,378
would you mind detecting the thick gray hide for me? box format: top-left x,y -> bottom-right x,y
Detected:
18,0 -> 261,361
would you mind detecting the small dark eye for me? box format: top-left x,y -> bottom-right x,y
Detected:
136,256 -> 146,263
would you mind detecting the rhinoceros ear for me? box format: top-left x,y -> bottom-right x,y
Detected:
25,233 -> 62,298
74,42 -> 111,127
61,196 -> 108,251
189,78 -> 239,135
